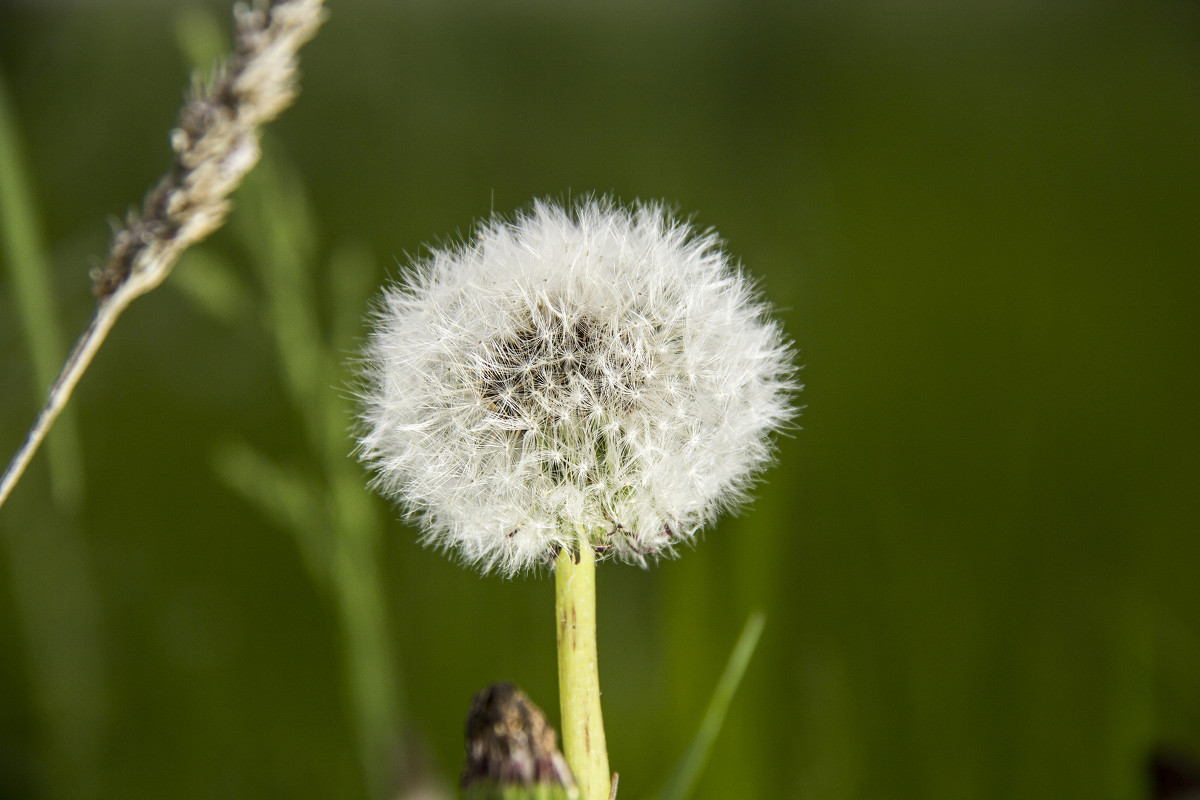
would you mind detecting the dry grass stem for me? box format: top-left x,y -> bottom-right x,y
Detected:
0,0 -> 326,510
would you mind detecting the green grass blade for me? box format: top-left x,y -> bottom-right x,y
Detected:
657,610 -> 767,800
219,146 -> 411,799
0,68 -> 84,508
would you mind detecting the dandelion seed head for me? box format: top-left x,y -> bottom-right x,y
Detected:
357,198 -> 796,575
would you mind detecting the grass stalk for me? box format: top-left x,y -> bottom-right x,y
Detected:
0,0 -> 325,511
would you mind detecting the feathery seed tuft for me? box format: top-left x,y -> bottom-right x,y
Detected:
357,199 -> 796,574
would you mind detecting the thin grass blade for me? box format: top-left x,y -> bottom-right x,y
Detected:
657,610 -> 767,800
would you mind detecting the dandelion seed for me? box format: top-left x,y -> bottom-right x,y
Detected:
356,198 -> 796,575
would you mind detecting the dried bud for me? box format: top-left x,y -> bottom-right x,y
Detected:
462,683 -> 577,800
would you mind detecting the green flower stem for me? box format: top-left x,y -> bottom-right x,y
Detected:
555,542 -> 611,800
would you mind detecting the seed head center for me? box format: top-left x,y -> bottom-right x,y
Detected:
476,305 -> 651,430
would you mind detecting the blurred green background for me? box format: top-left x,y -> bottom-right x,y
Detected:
2,1 -> 1200,798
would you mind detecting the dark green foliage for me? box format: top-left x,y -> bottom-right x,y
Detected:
2,2 -> 1199,799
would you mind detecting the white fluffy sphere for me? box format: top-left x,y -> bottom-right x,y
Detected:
357,199 -> 796,574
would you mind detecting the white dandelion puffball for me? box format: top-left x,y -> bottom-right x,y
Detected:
357,199 -> 796,574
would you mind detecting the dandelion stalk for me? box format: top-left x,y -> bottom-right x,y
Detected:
0,0 -> 326,511
555,543 -> 611,800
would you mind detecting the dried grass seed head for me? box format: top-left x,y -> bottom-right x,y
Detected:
357,199 -> 796,575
